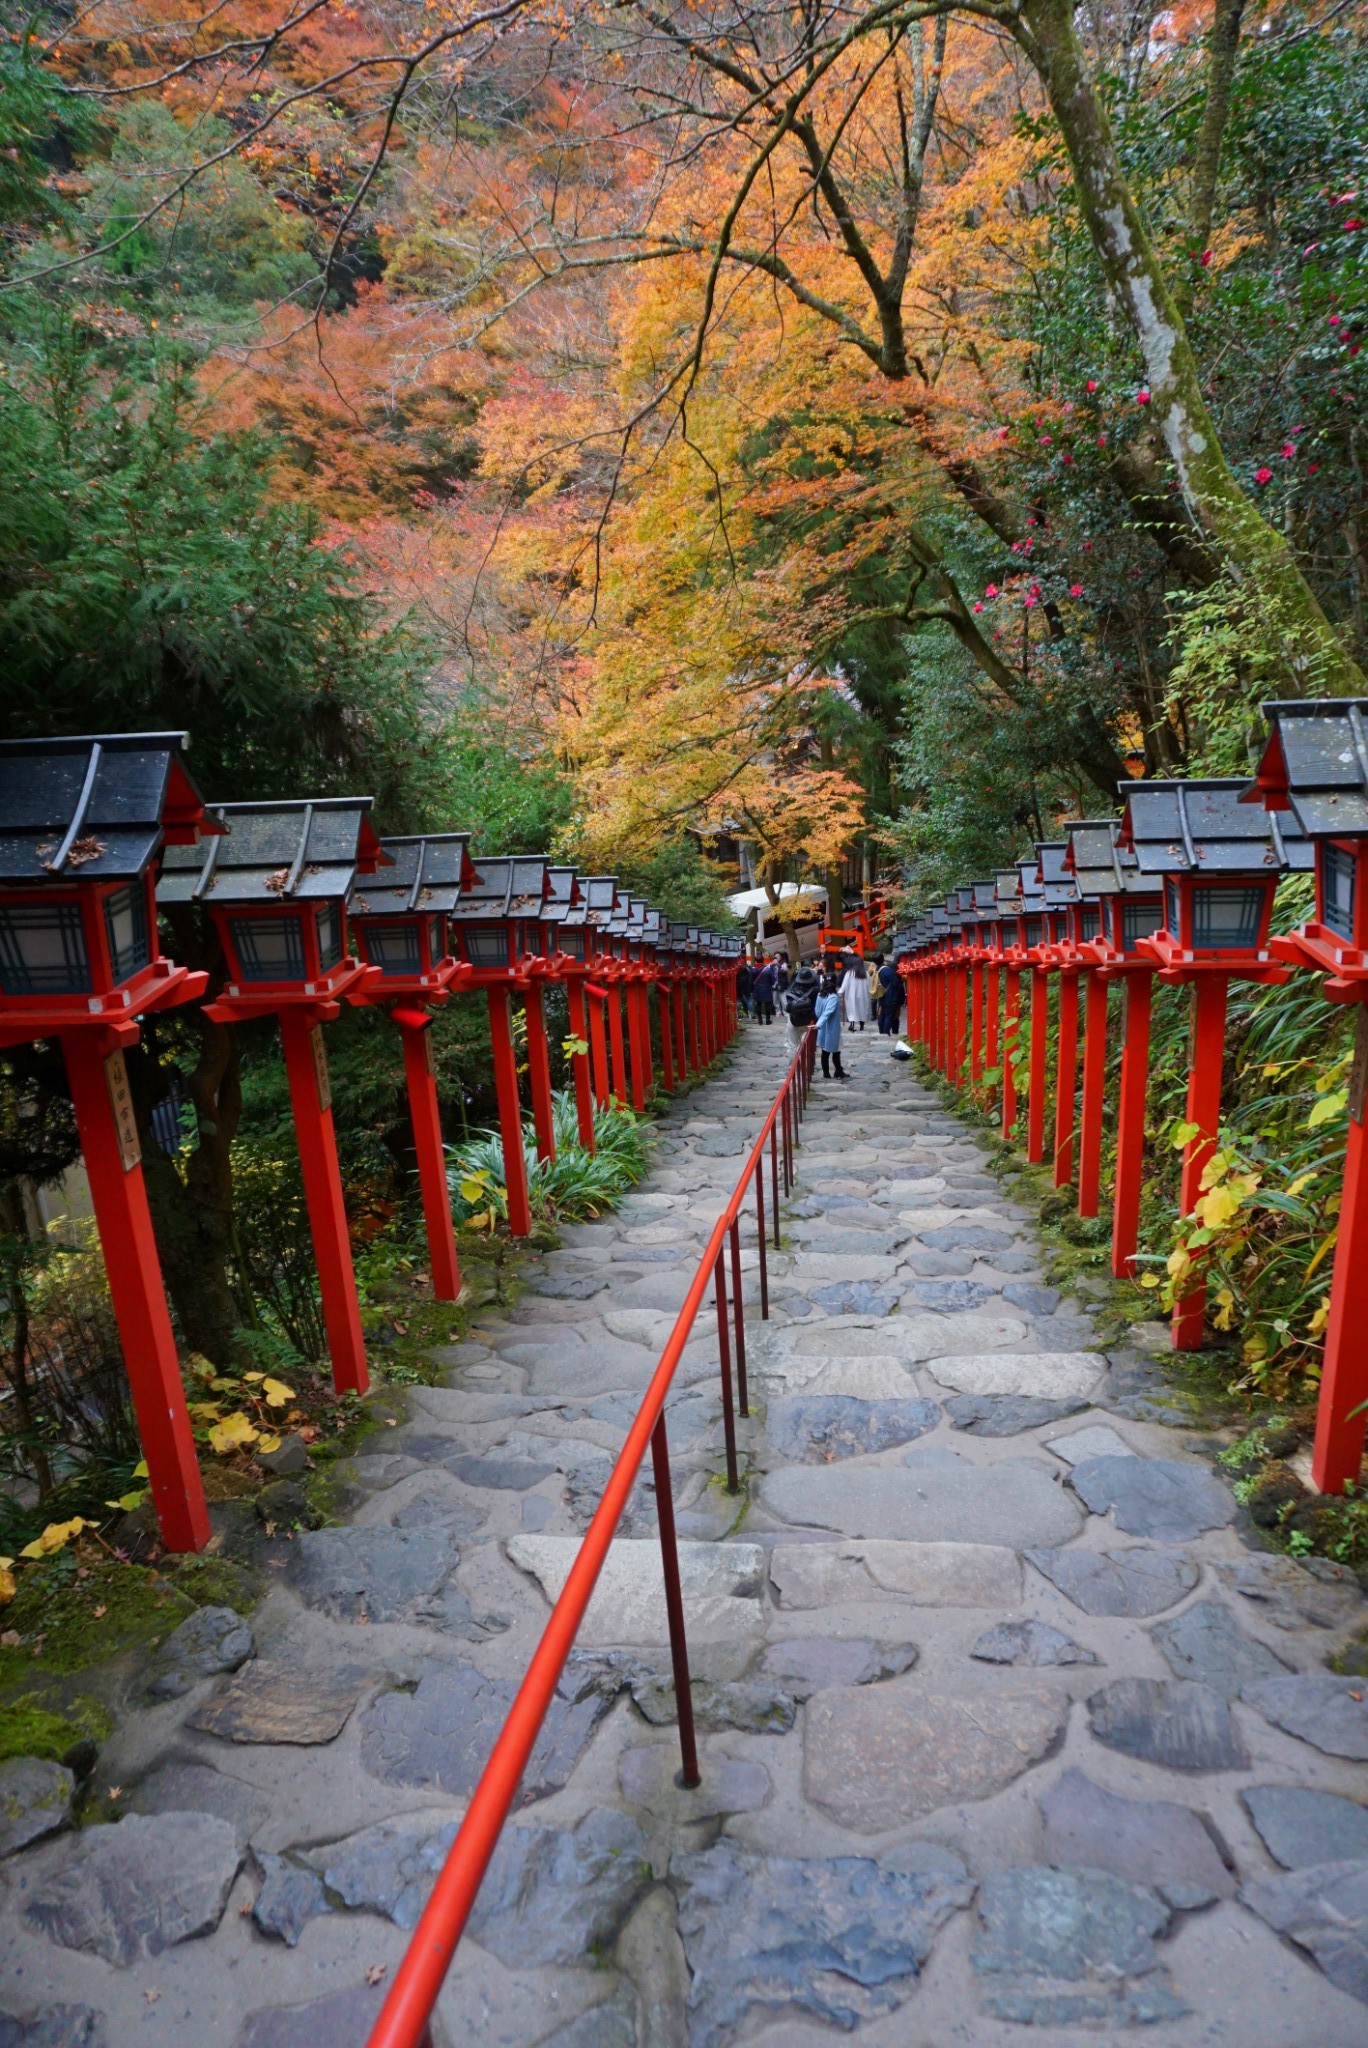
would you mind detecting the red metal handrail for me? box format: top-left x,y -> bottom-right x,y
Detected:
367,1026 -> 817,2048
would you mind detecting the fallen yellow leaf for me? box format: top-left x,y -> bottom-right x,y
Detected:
208,1412 -> 260,1454
18,1517 -> 89,1560
255,1435 -> 282,1455
0,1564 -> 15,1605
261,1378 -> 295,1408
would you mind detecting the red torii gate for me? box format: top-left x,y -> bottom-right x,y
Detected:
0,732 -> 216,1554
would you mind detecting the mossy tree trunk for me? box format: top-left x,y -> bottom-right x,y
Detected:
1016,0 -> 1365,698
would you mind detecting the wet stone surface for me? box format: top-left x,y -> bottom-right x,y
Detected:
972,1865 -> 1188,2027
0,1760 -> 75,1859
672,1839 -> 973,2048
1087,1678 -> 1249,1772
1242,1785 -> 1368,1868
1026,1544 -> 1201,1617
1041,1768 -> 1235,1908
28,1812 -> 242,1967
9,1026 -> 1366,2048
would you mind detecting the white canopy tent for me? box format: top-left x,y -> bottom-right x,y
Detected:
727,881 -> 827,955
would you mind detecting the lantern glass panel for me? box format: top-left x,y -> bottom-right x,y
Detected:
1025,916 -> 1043,946
1191,884 -> 1267,951
367,921 -> 423,977
1081,905 -> 1101,940
1322,842 -> 1356,941
465,924 -> 509,969
103,885 -> 150,985
316,903 -> 343,972
428,916 -> 445,963
1164,878 -> 1181,937
0,901 -> 91,996
1122,898 -> 1163,953
560,927 -> 587,960
230,914 -> 306,982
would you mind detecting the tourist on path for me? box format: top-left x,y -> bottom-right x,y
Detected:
874,953 -> 902,1035
839,951 -> 871,1031
751,957 -> 776,1024
736,958 -> 753,1019
815,973 -> 848,1080
786,961 -> 819,1053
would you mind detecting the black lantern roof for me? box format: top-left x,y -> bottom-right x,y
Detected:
0,732 -> 214,887
447,854 -> 512,922
349,833 -> 474,919
159,798 -> 383,907
1016,858 -> 1045,913
507,856 -> 551,918
1119,779 -> 1312,876
972,880 -> 997,914
581,876 -> 619,926
995,870 -> 1022,916
1036,842 -> 1080,908
931,907 -> 953,936
1245,699 -> 1368,837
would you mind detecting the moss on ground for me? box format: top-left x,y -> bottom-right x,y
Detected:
0,1560 -> 194,1689
0,1695 -> 112,1765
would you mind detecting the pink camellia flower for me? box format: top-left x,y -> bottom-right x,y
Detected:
1024,593 -> 1038,608
1345,219 -> 1363,231
1029,582 -> 1041,598
1255,466 -> 1274,485
973,601 -> 984,613
1137,389 -> 1151,404
1063,401 -> 1074,413
1308,462 -> 1321,474
1086,379 -> 1098,392
985,584 -> 999,597
1200,250 -> 1212,267
1027,514 -> 1037,526
1062,451 -> 1075,465
1097,433 -> 1107,447
1304,243 -> 1320,256
1330,313 -> 1342,325
1069,583 -> 1084,596
998,425 -> 1011,438
1282,442 -> 1296,459
1083,540 -> 1093,551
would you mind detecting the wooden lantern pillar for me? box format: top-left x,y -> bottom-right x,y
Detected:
446,856 -> 557,1238
1247,699 -> 1368,1492
545,869 -> 596,1152
0,732 -> 218,1553
348,832 -> 476,1303
164,796 -> 389,1395
1125,779 -> 1307,1351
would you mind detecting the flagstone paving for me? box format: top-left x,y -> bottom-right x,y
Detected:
3,1031 -> 1368,2046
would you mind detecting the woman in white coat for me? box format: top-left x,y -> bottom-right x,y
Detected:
839,952 -> 872,1031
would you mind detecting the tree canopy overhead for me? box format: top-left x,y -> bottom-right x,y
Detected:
0,0 -> 1363,892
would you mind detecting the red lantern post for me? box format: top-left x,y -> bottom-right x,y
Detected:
445,856 -> 554,1238
543,868 -> 596,1151
1247,699 -> 1368,1493
993,872 -> 1023,1139
160,794 -> 388,1400
0,733 -> 216,1553
347,834 -> 476,1301
1124,780 -> 1309,1349
1066,819 -> 1166,1269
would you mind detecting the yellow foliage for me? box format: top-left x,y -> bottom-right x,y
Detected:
208,1412 -> 260,1454
19,1518 -> 91,1560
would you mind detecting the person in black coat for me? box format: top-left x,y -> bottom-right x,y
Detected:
736,959 -> 754,1019
785,962 -> 820,1051
750,958 -> 777,1024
